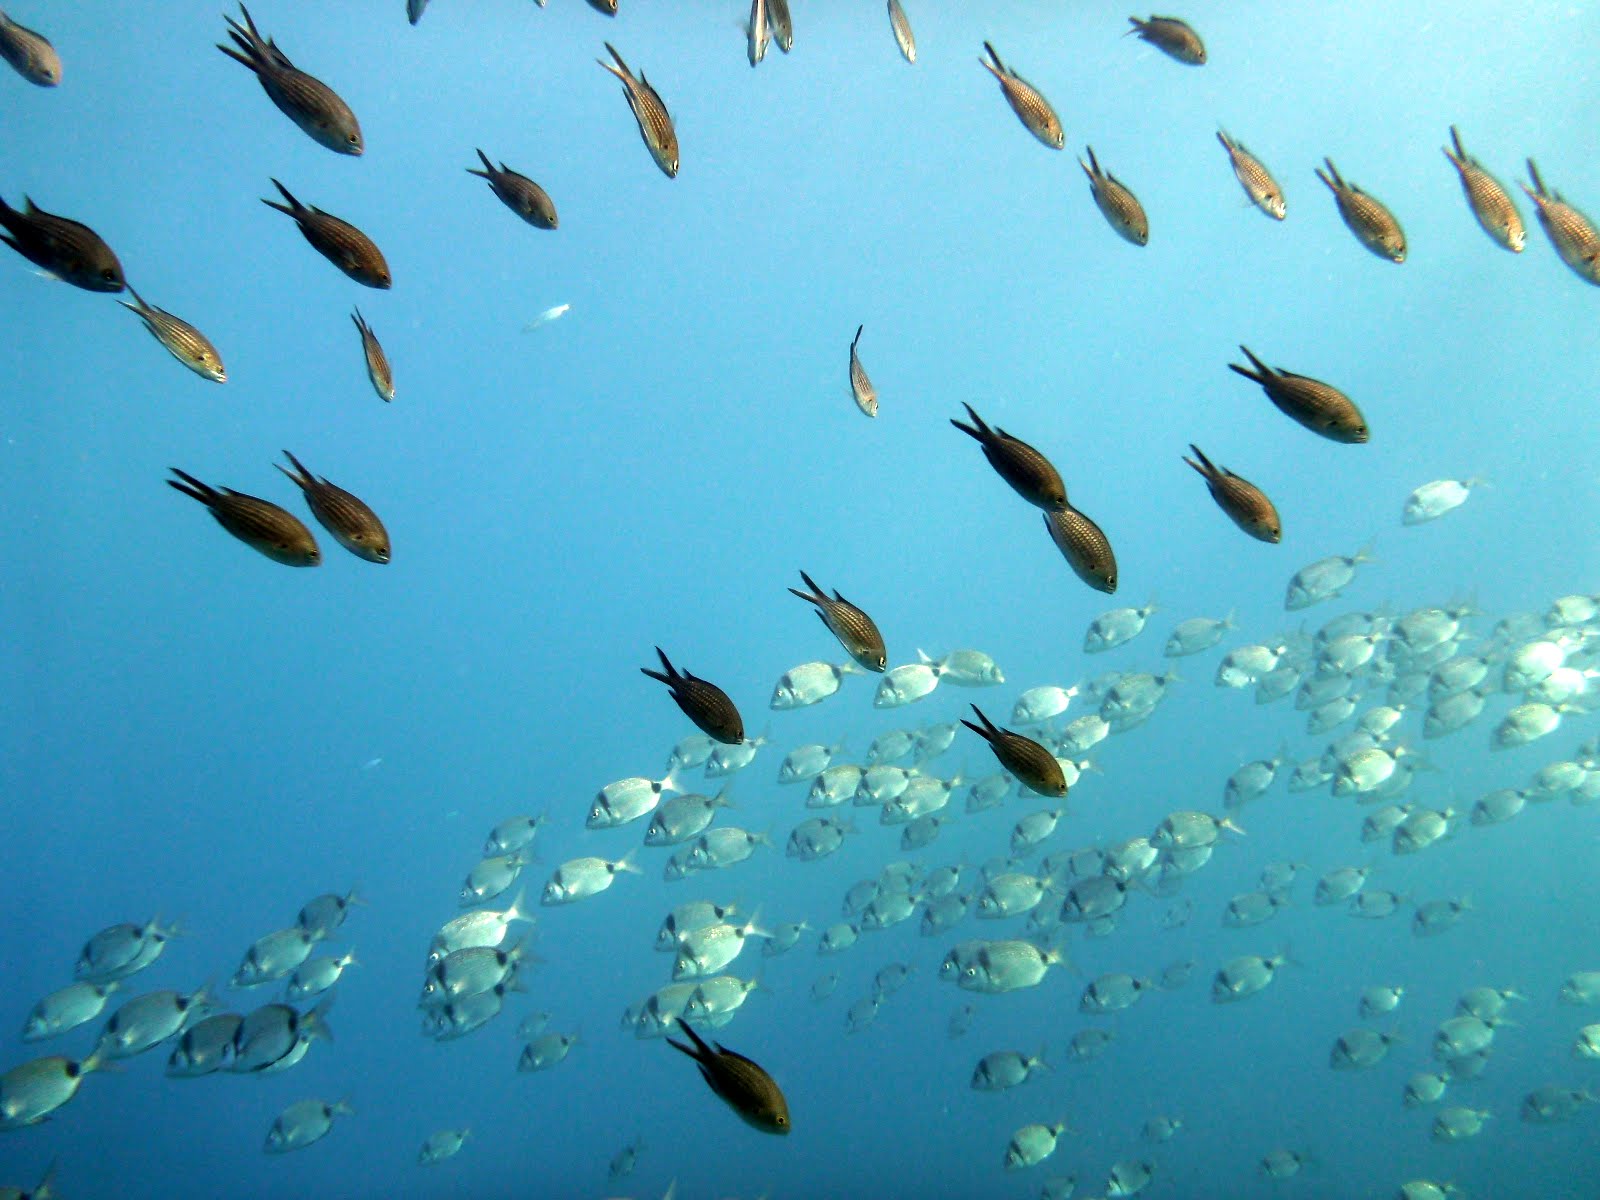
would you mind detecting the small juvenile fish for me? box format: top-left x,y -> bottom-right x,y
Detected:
118,285 -> 225,382
789,569 -> 886,671
276,450 -> 390,564
1443,127 -> 1524,252
1080,146 -> 1149,245
979,42 -> 1063,150
962,704 -> 1066,797
261,179 -> 390,289
0,8 -> 60,85
218,5 -> 363,155
1183,444 -> 1280,542
951,402 -> 1068,511
1315,157 -> 1406,262
1228,346 -> 1369,443
0,194 -> 124,292
1127,15 -> 1205,65
641,647 -> 744,744
1521,158 -> 1600,285
167,468 -> 321,567
666,1021 -> 790,1134
848,325 -> 877,417
350,307 -> 393,402
1217,130 -> 1284,219
598,43 -> 679,179
466,149 -> 558,230
887,0 -> 916,64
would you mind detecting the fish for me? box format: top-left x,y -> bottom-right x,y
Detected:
771,659 -> 858,708
1520,158 -> 1600,284
961,705 -> 1067,797
0,8 -> 60,85
525,303 -> 571,332
233,928 -> 315,987
276,451 -> 390,564
166,1012 -> 242,1077
1228,346 -> 1369,443
76,917 -> 181,983
598,43 -> 679,178
542,853 -> 641,905
848,325 -> 878,417
113,284 -> 226,381
517,1031 -> 579,1071
1005,1121 -> 1070,1170
1079,146 -> 1149,245
1183,444 -> 1281,542
0,194 -> 124,292
978,42 -> 1063,150
746,0 -> 768,66
22,981 -> 120,1042
887,0 -> 916,63
666,1021 -> 790,1134
789,570 -> 886,671
1442,127 -> 1524,252
97,985 -> 215,1059
1043,504 -> 1118,593
1314,157 -> 1406,262
406,0 -> 429,25
263,1097 -> 353,1153
466,148 -> 558,230
217,5 -> 362,154
167,468 -> 321,567
951,403 -> 1068,511
586,0 -> 617,13
297,889 -> 362,939
0,1050 -> 106,1129
419,1128 -> 470,1165
641,647 -> 745,744
1217,129 -> 1285,219
767,0 -> 793,52
1127,15 -> 1205,65
261,179 -> 390,288
349,307 -> 394,402
285,950 -> 358,1002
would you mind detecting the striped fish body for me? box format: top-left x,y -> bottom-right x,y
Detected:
1316,159 -> 1406,262
848,325 -> 877,417
667,1022 -> 790,1135
1128,15 -> 1206,65
263,179 -> 391,289
277,451 -> 390,564
980,43 -> 1063,150
1184,445 -> 1281,543
887,0 -> 916,63
468,150 -> 558,230
1081,147 -> 1149,245
1523,159 -> 1600,284
951,403 -> 1067,512
0,195 -> 124,292
642,648 -> 744,745
0,9 -> 60,85
350,308 -> 393,401
962,706 -> 1066,797
1217,130 -> 1284,219
599,44 -> 679,178
218,5 -> 363,155
1043,507 -> 1118,593
1443,128 -> 1523,252
1229,347 -> 1369,444
120,287 -> 225,382
789,571 -> 886,672
167,469 -> 321,567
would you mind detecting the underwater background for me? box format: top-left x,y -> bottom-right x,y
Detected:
3,1 -> 1599,1196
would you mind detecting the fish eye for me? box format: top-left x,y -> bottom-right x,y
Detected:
102,268 -> 117,281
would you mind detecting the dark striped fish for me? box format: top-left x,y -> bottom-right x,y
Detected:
262,179 -> 391,289
467,149 -> 558,230
276,451 -> 390,564
950,403 -> 1068,512
119,286 -> 226,382
887,0 -> 916,64
1521,159 -> 1600,285
0,194 -> 123,292
217,5 -> 362,155
667,1021 -> 790,1135
1183,444 -> 1281,543
167,469 -> 321,567
0,8 -> 60,85
962,705 -> 1067,797
1315,158 -> 1406,263
350,308 -> 393,402
848,325 -> 877,417
979,42 -> 1063,150
1217,130 -> 1285,220
768,0 -> 793,53
789,570 -> 887,672
1043,506 -> 1118,594
598,43 -> 679,179
1443,128 -> 1523,252
1080,146 -> 1149,246
1228,346 -> 1369,444
1126,15 -> 1206,65
641,647 -> 744,745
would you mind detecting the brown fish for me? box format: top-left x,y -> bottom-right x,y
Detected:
848,325 -> 877,417
1043,506 -> 1118,594
167,468 -> 321,567
979,42 -> 1063,150
217,5 -> 362,155
1217,129 -> 1285,220
1183,444 -> 1281,543
1080,146 -> 1149,246
586,0 -> 618,13
262,178 -> 391,289
641,647 -> 744,745
1126,15 -> 1206,65
950,403 -> 1068,512
1442,128 -> 1523,252
350,307 -> 393,402
0,7 -> 61,85
466,149 -> 558,230
598,43 -> 679,179
1315,158 -> 1406,263
667,1020 -> 790,1135
789,570 -> 887,672
118,285 -> 226,382
0,194 -> 123,292
961,705 -> 1067,797
1228,346 -> 1369,444
276,450 -> 390,564
1521,158 -> 1600,285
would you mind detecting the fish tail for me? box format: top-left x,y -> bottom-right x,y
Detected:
1525,158 -> 1546,197
1313,165 -> 1337,194
1448,125 -> 1466,161
1086,145 -> 1101,177
166,468 -> 216,505
980,41 -> 1003,73
1233,345 -> 1270,380
350,307 -> 368,335
598,41 -> 629,78
797,568 -> 825,598
215,38 -> 258,72
1182,446 -> 1209,478
851,324 -> 863,351
467,148 -> 494,178
1215,128 -> 1233,152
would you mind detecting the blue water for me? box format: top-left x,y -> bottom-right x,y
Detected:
3,1 -> 1599,1196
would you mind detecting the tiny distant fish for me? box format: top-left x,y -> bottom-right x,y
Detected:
1079,146 -> 1149,246
276,450 -> 390,564
0,7 -> 61,85
887,0 -> 916,64
217,5 -> 363,155
848,325 -> 877,418
1043,506 -> 1118,593
979,42 -> 1063,150
1217,130 -> 1284,220
0,194 -> 124,292
350,307 -> 393,402
118,285 -> 226,382
1126,15 -> 1205,65
167,468 -> 321,567
1183,444 -> 1280,542
598,43 -> 679,179
261,178 -> 390,289
467,148 -> 557,230
641,647 -> 744,744
1228,346 -> 1369,443
1315,158 -> 1406,263
524,303 -> 571,332
951,402 -> 1068,511
1521,158 -> 1600,285
1442,127 -> 1523,252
